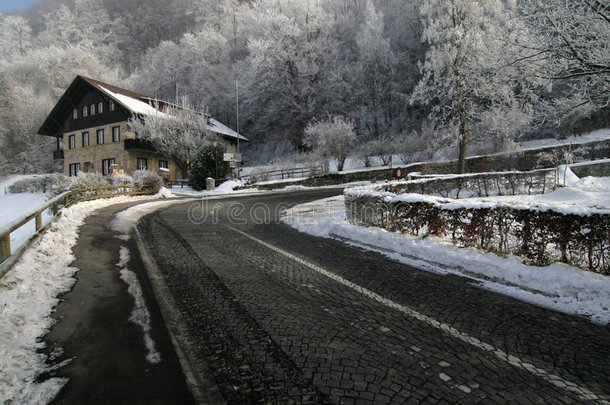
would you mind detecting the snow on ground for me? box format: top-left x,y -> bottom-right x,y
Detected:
0,189 -> 175,405
0,175 -> 56,257
282,175 -> 610,325
359,166 -> 609,216
167,179 -> 261,197
518,128 -> 610,151
0,192 -> 53,253
117,246 -> 161,364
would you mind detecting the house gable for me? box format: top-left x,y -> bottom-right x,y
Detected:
38,75 -> 134,138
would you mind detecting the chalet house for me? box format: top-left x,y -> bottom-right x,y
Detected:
38,75 -> 247,181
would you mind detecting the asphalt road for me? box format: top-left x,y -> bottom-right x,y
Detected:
137,189 -> 610,404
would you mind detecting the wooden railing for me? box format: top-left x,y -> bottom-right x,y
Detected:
242,164 -> 327,184
166,179 -> 189,188
0,184 -> 154,278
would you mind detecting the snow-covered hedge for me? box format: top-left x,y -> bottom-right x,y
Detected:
7,171 -> 163,195
345,177 -> 610,273
387,169 -> 558,199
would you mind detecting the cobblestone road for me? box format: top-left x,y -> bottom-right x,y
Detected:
137,189 -> 610,404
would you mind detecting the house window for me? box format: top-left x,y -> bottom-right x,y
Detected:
82,132 -> 89,147
98,101 -> 104,114
68,134 -> 75,149
90,104 -> 96,115
159,160 -> 168,169
69,163 -> 81,177
82,105 -> 88,118
73,109 -> 78,120
102,158 -> 115,175
109,99 -> 115,112
137,158 -> 148,170
112,126 -> 120,142
97,129 -> 104,144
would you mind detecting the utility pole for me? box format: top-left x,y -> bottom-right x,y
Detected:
236,78 -> 240,154
235,78 -> 241,178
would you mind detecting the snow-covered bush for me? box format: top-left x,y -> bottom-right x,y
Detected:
111,173 -> 134,185
304,116 -> 355,172
7,174 -> 71,195
7,176 -> 49,194
46,173 -> 72,195
132,170 -> 163,194
70,172 -> 109,189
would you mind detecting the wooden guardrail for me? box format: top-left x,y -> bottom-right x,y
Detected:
0,184 -> 154,278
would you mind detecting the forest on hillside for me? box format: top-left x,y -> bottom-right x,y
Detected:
0,0 -> 608,174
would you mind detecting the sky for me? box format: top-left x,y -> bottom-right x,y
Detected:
0,0 -> 45,12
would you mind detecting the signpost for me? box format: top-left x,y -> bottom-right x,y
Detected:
223,153 -> 242,163
224,153 -> 242,178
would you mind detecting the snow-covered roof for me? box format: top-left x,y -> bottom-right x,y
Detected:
99,85 -> 248,142
38,75 -> 248,142
209,118 -> 249,142
99,86 -> 166,117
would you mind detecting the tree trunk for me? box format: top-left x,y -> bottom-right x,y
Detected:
458,122 -> 468,174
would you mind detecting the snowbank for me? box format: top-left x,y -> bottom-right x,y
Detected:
168,179 -> 262,197
282,178 -> 610,325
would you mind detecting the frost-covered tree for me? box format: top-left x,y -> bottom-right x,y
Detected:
135,28 -> 232,114
411,0 -> 540,173
241,0 -> 340,146
0,75 -> 56,174
520,0 -> 610,109
135,40 -> 183,101
39,0 -> 122,67
0,16 -> 32,58
354,1 -> 395,139
0,8 -> 117,175
128,100 -> 218,178
304,116 -> 355,172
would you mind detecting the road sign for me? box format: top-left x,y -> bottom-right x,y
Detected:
223,153 -> 242,162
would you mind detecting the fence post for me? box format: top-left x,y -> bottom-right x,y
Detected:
35,212 -> 42,231
1,234 -> 10,262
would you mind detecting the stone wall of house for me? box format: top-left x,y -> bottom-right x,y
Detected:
62,121 -> 178,180
63,121 -> 132,174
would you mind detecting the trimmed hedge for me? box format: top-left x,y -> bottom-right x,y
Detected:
387,169 -> 557,198
345,176 -> 610,274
